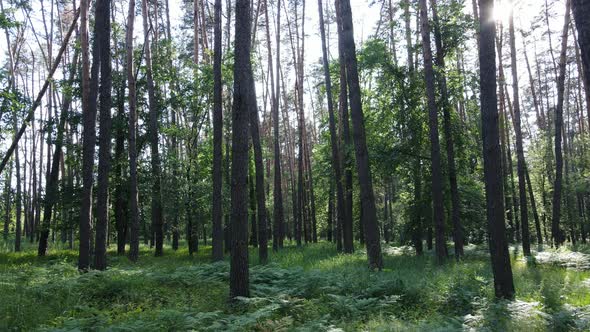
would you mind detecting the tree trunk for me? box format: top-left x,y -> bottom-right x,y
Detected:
478,0 -> 515,300
94,0 -> 113,270
572,0 -> 590,136
142,0 -> 164,256
79,0 -> 98,270
508,8 -> 531,256
38,46 -> 79,257
336,0 -> 382,269
230,0 -> 253,299
552,0 -> 571,247
14,120 -> 21,252
335,0 -> 354,254
430,0 -> 462,258
525,165 -> 543,245
212,0 -> 224,261
419,0 -> 447,263
126,0 -> 140,262
318,0 -> 345,253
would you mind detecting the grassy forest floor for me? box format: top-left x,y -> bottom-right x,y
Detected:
1,240 -> 590,331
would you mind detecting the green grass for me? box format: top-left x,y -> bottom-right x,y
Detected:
1,240 -> 590,331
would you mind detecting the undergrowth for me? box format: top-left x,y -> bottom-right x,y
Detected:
1,241 -> 589,331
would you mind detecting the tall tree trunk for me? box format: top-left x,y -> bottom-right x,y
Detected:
419,0 -> 447,263
38,46 -> 79,257
249,86 -> 268,264
94,0 -> 113,270
508,7 -> 531,256
79,0 -> 98,270
336,0 -> 382,269
274,0 -> 284,249
478,0 -> 514,300
525,166 -> 543,245
126,0 -> 140,262
230,0 -> 253,299
212,0 -> 224,261
14,119 -> 21,252
430,0 -> 462,258
552,0 -> 571,247
318,0 -> 345,252
249,165 -> 257,246
335,0 -> 354,254
142,0 -> 164,256
3,161 -> 11,240
114,86 -> 127,255
572,0 -> 590,132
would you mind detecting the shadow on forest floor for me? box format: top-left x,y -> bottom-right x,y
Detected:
0,241 -> 590,331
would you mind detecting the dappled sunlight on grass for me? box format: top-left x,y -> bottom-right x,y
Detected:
2,240 -> 590,330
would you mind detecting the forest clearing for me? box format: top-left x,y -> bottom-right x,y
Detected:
1,0 -> 590,329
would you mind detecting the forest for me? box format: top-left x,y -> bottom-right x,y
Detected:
0,0 -> 590,329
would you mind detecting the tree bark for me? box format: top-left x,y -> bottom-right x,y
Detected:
430,0 -> 462,258
552,0 -> 571,247
79,0 -> 98,270
508,8 -> 530,256
230,0 -> 253,299
38,45 -> 79,257
336,0 -> 382,269
572,0 -> 590,135
94,0 -> 113,270
335,0 -> 353,254
318,0 -> 345,252
126,0 -> 140,262
419,0 -> 447,263
212,0 -> 224,262
142,0 -> 164,256
478,0 -> 515,299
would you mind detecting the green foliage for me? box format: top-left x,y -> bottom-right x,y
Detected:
1,242 -> 590,330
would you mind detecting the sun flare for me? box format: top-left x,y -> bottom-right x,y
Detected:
493,0 -> 514,23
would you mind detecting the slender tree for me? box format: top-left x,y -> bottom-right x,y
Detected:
335,0 -> 353,253
478,0 -> 515,299
318,0 -> 345,255
126,0 -> 140,262
571,0 -> 590,130
419,0 -> 447,263
229,0 -> 254,299
142,0 -> 164,256
79,0 -> 98,271
94,0 -> 113,270
508,5 -> 530,255
430,0 -> 463,258
212,0 -> 224,262
336,0 -> 382,269
552,0 -> 571,247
